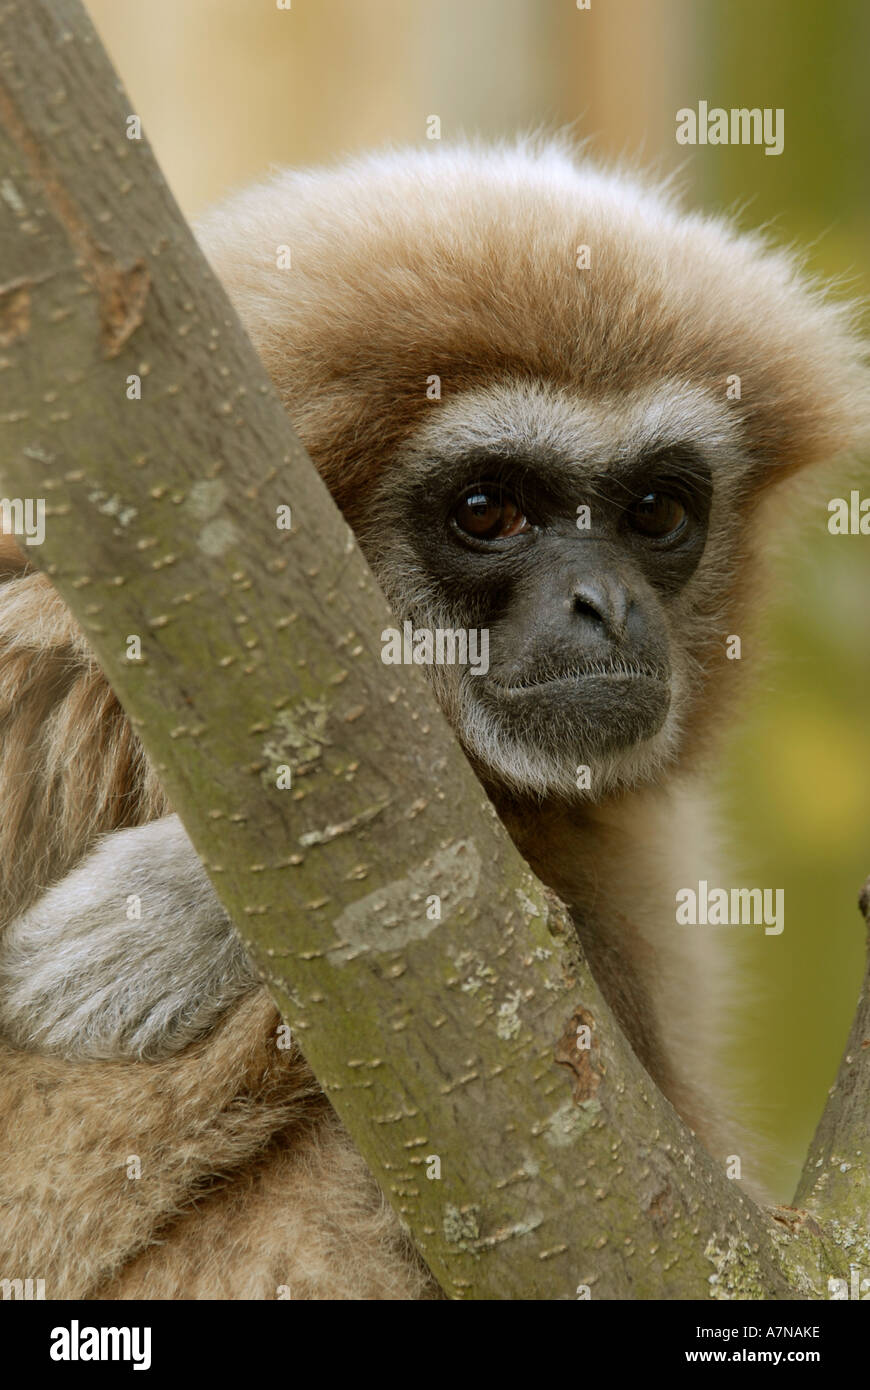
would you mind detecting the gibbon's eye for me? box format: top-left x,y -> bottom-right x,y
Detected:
625,491 -> 687,540
453,489 -> 530,540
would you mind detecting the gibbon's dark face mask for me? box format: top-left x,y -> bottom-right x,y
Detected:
399,443 -> 713,770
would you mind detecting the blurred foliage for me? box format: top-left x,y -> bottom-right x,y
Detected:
700,0 -> 870,1199
85,0 -> 869,1200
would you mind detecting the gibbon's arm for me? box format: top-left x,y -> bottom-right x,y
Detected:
0,815 -> 257,1061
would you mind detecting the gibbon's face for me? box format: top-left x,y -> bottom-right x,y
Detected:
363,378 -> 729,801
198,144 -> 867,802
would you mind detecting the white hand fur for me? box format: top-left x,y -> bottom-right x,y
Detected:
0,815 -> 257,1061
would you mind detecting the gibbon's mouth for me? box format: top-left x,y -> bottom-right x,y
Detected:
488,659 -> 670,696
474,659 -> 673,757
474,660 -> 672,754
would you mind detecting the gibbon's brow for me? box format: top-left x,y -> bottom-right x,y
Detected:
603,445 -> 715,506
421,442 -> 715,518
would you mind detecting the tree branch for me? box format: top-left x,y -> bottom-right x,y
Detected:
793,884 -> 870,1242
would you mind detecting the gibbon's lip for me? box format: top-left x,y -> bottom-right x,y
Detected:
488,662 -> 670,695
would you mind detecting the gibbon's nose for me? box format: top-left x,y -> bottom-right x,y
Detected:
571,577 -> 629,641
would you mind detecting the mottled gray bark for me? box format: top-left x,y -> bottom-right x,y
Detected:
793,884 -> 870,1254
0,0 -> 865,1299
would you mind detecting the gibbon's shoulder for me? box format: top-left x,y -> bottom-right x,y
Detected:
196,139 -> 869,502
0,568 -> 169,922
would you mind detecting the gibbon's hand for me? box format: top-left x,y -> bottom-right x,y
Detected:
0,814 -> 258,1061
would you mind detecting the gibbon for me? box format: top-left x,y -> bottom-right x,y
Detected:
0,141 -> 867,1300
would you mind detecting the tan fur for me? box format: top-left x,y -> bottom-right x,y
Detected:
1,141 -> 867,1298
0,987 -> 429,1299
197,142 -> 866,532
0,567 -> 168,924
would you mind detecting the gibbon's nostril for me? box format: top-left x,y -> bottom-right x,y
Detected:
573,597 -> 605,626
572,581 -> 629,639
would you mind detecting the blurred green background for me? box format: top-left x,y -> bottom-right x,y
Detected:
84,0 -> 870,1200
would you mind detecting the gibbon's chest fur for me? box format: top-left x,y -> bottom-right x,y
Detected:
0,142 -> 867,1298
